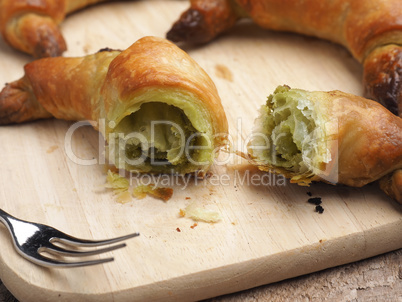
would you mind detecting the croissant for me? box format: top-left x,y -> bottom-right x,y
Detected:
0,0 -> 109,58
0,36 -> 228,174
247,85 -> 402,203
167,0 -> 402,117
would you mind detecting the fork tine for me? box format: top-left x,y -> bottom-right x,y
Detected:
27,252 -> 115,268
40,242 -> 127,257
53,231 -> 140,247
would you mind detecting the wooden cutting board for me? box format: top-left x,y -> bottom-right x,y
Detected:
0,1 -> 401,301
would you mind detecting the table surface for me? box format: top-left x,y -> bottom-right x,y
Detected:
1,249 -> 401,301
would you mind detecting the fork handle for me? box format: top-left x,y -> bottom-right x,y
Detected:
0,208 -> 11,225
0,209 -> 23,232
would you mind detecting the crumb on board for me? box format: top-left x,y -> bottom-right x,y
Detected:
46,145 -> 59,154
307,197 -> 322,205
104,169 -> 173,203
104,170 -> 131,204
315,205 -> 324,214
132,184 -> 173,202
190,223 -> 198,229
306,195 -> 324,214
105,170 -> 129,192
179,202 -> 221,223
115,190 -> 132,204
176,227 -> 181,232
215,64 -> 233,82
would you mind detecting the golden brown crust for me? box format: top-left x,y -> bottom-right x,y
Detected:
0,36 -> 228,137
101,36 -> 228,139
0,36 -> 228,174
363,44 -> 402,117
5,14 -> 67,58
167,0 -> 402,115
21,49 -> 120,122
379,169 -> 402,203
168,0 -> 402,61
167,0 -> 240,44
327,92 -> 402,187
248,87 -> 402,202
0,78 -> 51,124
0,0 -> 109,57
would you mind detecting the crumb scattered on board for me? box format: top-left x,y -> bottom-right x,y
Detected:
179,202 -> 221,223
104,170 -> 173,204
133,185 -> 173,202
46,145 -> 59,153
307,194 -> 324,214
215,64 -> 233,82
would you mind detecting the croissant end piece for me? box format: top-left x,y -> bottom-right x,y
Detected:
0,0 -> 109,57
2,13 -> 67,58
379,170 -> 402,202
166,0 -> 240,44
363,44 -> 402,117
0,36 -> 229,174
167,0 -> 402,116
0,78 -> 52,124
247,85 -> 402,203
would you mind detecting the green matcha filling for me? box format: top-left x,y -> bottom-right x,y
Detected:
111,102 -> 211,173
250,85 -> 330,176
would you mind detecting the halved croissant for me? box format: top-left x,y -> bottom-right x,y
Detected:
0,36 -> 228,174
247,85 -> 402,203
167,0 -> 402,117
0,0 -> 109,57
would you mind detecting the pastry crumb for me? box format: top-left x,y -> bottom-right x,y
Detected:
215,64 -> 233,82
180,202 -> 221,223
105,170 -> 129,191
179,209 -> 186,217
46,145 -> 59,153
133,184 -> 173,202
105,170 -> 132,203
115,190 -> 132,204
315,205 -> 324,214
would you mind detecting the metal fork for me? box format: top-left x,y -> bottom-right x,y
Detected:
0,209 -> 139,268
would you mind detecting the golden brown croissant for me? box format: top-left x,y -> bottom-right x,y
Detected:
167,0 -> 402,117
0,0 -> 109,58
247,85 -> 402,203
0,36 -> 228,174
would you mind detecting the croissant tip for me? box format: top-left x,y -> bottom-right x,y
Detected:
379,170 -> 402,204
5,13 -> 68,58
32,31 -> 67,58
0,79 -> 51,124
166,9 -> 213,44
0,82 -> 27,124
363,45 -> 402,117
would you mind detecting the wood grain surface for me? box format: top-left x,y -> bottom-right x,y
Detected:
1,250 -> 401,301
0,1 -> 401,301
